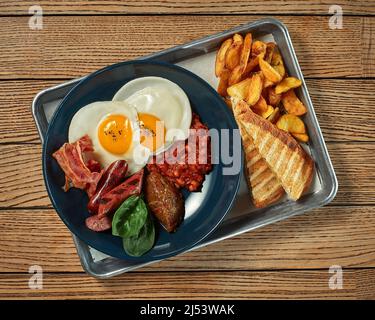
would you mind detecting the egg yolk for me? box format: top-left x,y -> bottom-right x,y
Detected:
138,113 -> 166,152
98,114 -> 132,154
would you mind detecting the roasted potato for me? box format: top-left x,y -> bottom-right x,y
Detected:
242,53 -> 264,78
227,77 -> 253,100
260,105 -> 274,119
259,57 -> 282,84
233,33 -> 243,43
228,64 -> 243,86
267,107 -> 281,124
292,133 -> 309,143
265,42 -> 276,64
251,40 -> 267,58
225,34 -> 243,70
216,33 -> 310,149
215,38 -> 233,77
227,33 -> 253,85
267,87 -> 282,106
252,95 -> 268,114
282,89 -> 307,116
271,50 -> 286,79
239,33 -> 252,71
246,73 -> 263,106
275,77 -> 302,94
276,114 -> 306,134
217,69 -> 230,97
263,77 -> 275,88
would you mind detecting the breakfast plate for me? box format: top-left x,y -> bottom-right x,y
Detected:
33,18 -> 337,277
42,60 -> 243,262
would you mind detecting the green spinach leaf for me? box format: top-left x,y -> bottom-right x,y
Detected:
112,195 -> 148,238
122,214 -> 155,257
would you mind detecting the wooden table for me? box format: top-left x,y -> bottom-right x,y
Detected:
0,0 -> 374,300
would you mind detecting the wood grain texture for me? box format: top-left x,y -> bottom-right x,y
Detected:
0,80 -> 61,143
0,143 -> 373,208
0,269 -> 374,299
0,6 -> 374,299
1,0 -> 374,15
0,15 -> 373,79
0,79 -> 374,143
0,206 -> 374,273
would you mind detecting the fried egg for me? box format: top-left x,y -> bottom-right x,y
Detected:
68,101 -> 149,174
113,77 -> 192,154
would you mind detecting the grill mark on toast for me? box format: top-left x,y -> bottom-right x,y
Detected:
252,171 -> 275,193
236,103 -> 314,201
232,100 -> 285,208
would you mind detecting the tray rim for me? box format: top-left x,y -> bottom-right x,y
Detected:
31,17 -> 338,279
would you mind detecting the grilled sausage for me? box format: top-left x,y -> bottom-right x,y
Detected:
145,170 -> 185,233
97,169 -> 144,217
87,160 -> 128,214
85,214 -> 112,232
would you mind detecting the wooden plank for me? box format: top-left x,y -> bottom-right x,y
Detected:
1,1 -> 374,15
309,79 -> 375,142
0,15 -> 373,78
0,206 -> 374,273
1,79 -> 374,143
0,143 -> 373,208
0,269 -> 374,299
0,80 -> 60,143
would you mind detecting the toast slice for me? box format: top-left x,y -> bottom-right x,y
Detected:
233,100 -> 285,208
234,102 -> 314,200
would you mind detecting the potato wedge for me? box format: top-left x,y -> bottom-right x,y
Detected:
225,34 -> 243,70
267,87 -> 282,106
265,42 -> 276,64
292,132 -> 309,143
233,33 -> 243,43
246,73 -> 263,106
228,64 -> 243,86
251,40 -> 267,58
242,53 -> 264,77
239,33 -> 252,73
227,33 -> 253,85
275,77 -> 302,94
252,95 -> 268,114
227,77 -> 253,100
260,105 -> 274,118
276,114 -> 306,134
217,69 -> 230,97
259,57 -> 282,84
215,38 -> 233,77
263,78 -> 274,88
267,107 -> 280,124
271,50 -> 286,79
282,89 -> 307,116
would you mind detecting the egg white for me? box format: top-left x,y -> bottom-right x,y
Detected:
113,77 -> 192,153
68,101 -> 149,174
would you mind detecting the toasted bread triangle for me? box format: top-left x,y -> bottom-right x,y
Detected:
234,101 -> 314,201
233,100 -> 285,207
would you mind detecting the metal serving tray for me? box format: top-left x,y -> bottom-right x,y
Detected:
32,18 -> 337,278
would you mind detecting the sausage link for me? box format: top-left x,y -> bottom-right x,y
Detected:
87,160 -> 128,214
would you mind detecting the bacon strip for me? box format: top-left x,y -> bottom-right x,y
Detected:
86,159 -> 101,173
52,135 -> 103,198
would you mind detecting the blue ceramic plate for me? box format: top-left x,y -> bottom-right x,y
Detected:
43,60 -> 242,262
